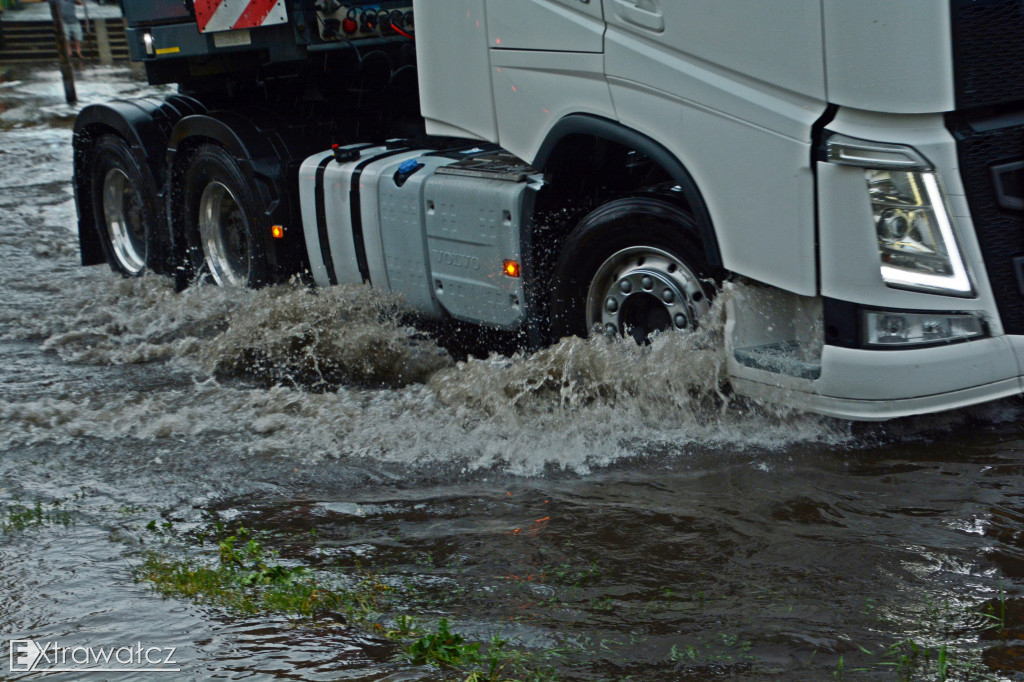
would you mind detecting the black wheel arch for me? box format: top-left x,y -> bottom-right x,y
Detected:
73,96 -> 206,270
532,114 -> 722,270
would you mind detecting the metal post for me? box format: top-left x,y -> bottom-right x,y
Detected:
48,0 -> 76,104
94,18 -> 112,65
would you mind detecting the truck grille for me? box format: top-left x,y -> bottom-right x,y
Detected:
950,113 -> 1024,334
951,0 -> 1024,110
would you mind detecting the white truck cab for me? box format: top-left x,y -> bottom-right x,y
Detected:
410,0 -> 1024,419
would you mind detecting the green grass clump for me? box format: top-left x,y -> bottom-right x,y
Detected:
1,499 -> 73,533
139,552 -> 343,616
138,526 -> 343,617
406,618 -> 480,667
138,521 -> 557,680
402,619 -> 559,682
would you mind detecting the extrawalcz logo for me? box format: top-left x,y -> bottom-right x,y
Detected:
10,638 -> 179,673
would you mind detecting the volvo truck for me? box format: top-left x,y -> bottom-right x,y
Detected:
72,0 -> 1024,420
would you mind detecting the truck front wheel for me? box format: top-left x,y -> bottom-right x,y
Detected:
551,197 -> 713,344
181,144 -> 267,287
89,134 -> 160,277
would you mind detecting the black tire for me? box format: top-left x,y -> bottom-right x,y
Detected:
88,134 -> 161,277
551,196 -> 715,343
180,144 -> 268,287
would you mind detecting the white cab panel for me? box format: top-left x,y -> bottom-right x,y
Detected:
823,0 -> 954,114
604,3 -> 826,295
490,49 -> 614,163
817,339 -> 1019,402
414,0 -> 498,141
486,0 -> 604,53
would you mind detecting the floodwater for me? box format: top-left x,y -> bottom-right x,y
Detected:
2,65 -> 1024,682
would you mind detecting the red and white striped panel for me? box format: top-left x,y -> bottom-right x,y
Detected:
193,0 -> 289,34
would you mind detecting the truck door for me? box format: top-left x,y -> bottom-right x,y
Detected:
602,0 -> 828,296
486,0 -> 613,163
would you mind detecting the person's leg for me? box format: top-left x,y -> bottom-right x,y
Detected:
72,23 -> 83,58
63,22 -> 73,57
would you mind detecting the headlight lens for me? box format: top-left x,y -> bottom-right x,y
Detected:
866,169 -> 973,296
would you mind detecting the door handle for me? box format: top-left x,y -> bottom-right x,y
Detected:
611,0 -> 664,32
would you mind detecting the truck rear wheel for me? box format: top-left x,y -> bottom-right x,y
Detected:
181,144 -> 267,287
89,134 -> 159,277
551,196 -> 713,344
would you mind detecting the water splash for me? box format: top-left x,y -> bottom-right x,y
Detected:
199,284 -> 452,389
430,303 -> 730,422
1,271 -> 862,474
0,118 -> 856,475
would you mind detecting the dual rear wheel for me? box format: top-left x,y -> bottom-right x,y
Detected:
90,135 -> 266,287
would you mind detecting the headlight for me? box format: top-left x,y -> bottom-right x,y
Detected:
825,134 -> 973,297
867,169 -> 972,295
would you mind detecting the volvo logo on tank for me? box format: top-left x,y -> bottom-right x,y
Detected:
432,250 -> 481,270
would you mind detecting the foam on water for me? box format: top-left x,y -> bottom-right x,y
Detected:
430,307 -> 730,420
38,276 -> 246,363
27,274 -> 450,383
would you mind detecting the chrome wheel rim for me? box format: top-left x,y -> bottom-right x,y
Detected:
586,246 -> 710,343
102,168 -> 146,275
198,181 -> 249,286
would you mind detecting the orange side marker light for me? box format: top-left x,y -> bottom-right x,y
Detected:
503,260 -> 521,278
271,225 -> 285,239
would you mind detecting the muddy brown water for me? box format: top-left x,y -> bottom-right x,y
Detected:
2,66 -> 1024,681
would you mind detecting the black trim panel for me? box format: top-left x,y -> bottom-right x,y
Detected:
315,155 -> 338,286
951,0 -> 1024,111
947,110 -> 1024,334
810,104 -> 839,296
